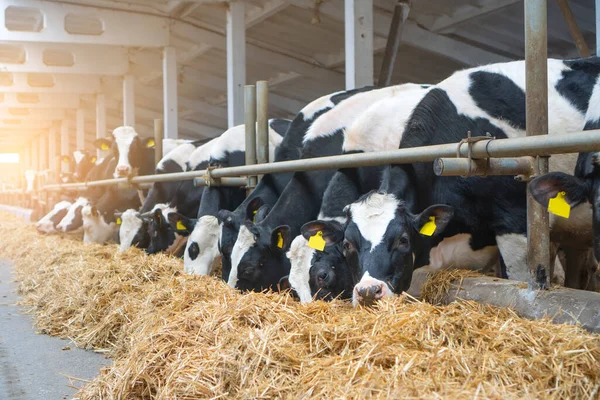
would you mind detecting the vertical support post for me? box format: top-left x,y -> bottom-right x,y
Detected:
96,93 -> 106,158
256,80 -> 269,180
31,138 -> 39,172
244,85 -> 257,192
76,108 -> 85,150
60,120 -> 70,173
227,1 -> 246,128
345,0 -> 374,89
377,1 -> 410,87
525,0 -> 550,290
154,119 -> 164,167
163,46 -> 179,139
38,132 -> 47,171
123,74 -> 135,127
48,123 -> 58,182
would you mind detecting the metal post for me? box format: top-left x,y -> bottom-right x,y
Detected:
163,46 -> 179,139
378,1 -> 411,87
76,108 -> 85,150
48,123 -> 58,180
123,74 -> 135,127
60,119 -> 70,173
556,0 -> 590,58
154,119 -> 164,167
38,133 -> 47,171
256,81 -> 269,183
244,85 -> 257,192
525,0 -> 550,290
227,1 -> 246,127
96,93 -> 106,159
345,0 -> 374,89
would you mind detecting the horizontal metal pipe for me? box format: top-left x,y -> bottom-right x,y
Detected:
434,157 -> 535,177
40,129 -> 600,191
193,177 -> 248,187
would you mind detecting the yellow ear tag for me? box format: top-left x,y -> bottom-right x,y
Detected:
62,157 -> 69,162
147,139 -> 155,148
253,209 -> 258,223
176,220 -> 187,231
419,216 -> 437,236
308,231 -> 326,251
101,143 -> 109,151
116,217 -> 122,225
277,232 -> 284,249
91,156 -> 97,163
548,191 -> 571,219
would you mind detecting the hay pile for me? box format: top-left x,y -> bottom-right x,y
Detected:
1,216 -> 599,399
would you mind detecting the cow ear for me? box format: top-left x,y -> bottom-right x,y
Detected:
271,225 -> 291,252
529,172 -> 589,209
61,155 -> 71,163
301,220 -> 344,245
143,137 -> 156,148
246,197 -> 264,221
278,275 -> 291,291
152,208 -> 165,227
167,212 -> 196,236
217,209 -> 233,225
254,204 -> 270,223
412,205 -> 454,237
94,138 -> 112,151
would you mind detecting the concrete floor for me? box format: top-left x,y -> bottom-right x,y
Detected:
0,259 -> 110,400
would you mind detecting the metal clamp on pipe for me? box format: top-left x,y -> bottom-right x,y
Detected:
193,167 -> 248,188
434,156 -> 536,178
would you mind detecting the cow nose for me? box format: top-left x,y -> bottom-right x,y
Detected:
354,283 -> 385,307
116,165 -> 130,176
317,271 -> 329,285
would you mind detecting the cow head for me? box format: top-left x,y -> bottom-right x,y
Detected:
94,126 -> 155,178
35,201 -> 72,234
145,206 -> 186,256
343,191 -> 453,307
56,197 -> 89,232
81,204 -> 119,244
62,151 -> 97,181
172,214 -> 223,276
118,209 -> 150,252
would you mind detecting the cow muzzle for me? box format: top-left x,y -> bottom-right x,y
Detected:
116,165 -> 130,177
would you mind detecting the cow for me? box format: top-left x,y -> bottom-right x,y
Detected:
61,150 -> 98,182
170,119 -> 290,275
226,84 -> 430,293
34,200 -> 73,234
93,126 -> 155,179
340,57 -> 600,306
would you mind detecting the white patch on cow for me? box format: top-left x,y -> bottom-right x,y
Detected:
349,192 -> 399,251
300,90 -> 345,121
316,214 -> 346,224
228,225 -> 256,288
427,234 -> 499,273
304,85 -> 421,144
343,87 -> 429,153
210,125 -> 246,161
112,126 -> 138,177
352,271 -> 394,307
73,150 -> 85,165
95,157 -> 104,166
286,235 -> 315,303
496,233 -> 529,282
584,75 -> 600,123
35,201 -> 72,234
81,205 -> 118,244
56,197 -> 89,232
184,216 -> 221,275
25,170 -> 36,193
157,143 -> 196,172
119,209 -> 142,253
188,137 -> 219,170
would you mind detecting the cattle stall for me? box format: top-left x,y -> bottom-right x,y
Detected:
1,0 -> 600,399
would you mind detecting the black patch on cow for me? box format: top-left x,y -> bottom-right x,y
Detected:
558,59 -> 600,114
469,71 -> 526,130
269,119 -> 291,137
50,209 -> 68,228
188,242 -> 200,260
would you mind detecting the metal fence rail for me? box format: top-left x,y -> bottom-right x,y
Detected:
37,129 -> 600,192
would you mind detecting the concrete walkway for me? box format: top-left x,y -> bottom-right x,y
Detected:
0,259 -> 110,400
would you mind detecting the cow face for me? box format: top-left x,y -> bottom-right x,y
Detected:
94,127 -> 154,178
73,151 -> 97,181
146,207 -> 186,256
343,192 -> 453,307
118,209 -> 150,252
35,201 -> 72,234
172,214 -> 223,276
529,171 -> 600,259
56,197 -> 89,232
228,221 -> 291,293
81,205 -> 118,244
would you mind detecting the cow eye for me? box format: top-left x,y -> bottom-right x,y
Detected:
343,240 -> 354,252
395,235 -> 409,249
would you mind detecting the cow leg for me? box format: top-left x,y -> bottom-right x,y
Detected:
496,233 -> 529,282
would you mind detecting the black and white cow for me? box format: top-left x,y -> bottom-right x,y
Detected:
341,57 -> 600,306
61,150 -> 98,182
34,200 -> 73,234
93,126 -> 155,179
227,84 -> 431,292
168,119 -> 290,272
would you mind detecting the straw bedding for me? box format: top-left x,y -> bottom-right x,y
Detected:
1,215 -> 599,399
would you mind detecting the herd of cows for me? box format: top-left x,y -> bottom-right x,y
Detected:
29,56 -> 600,306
